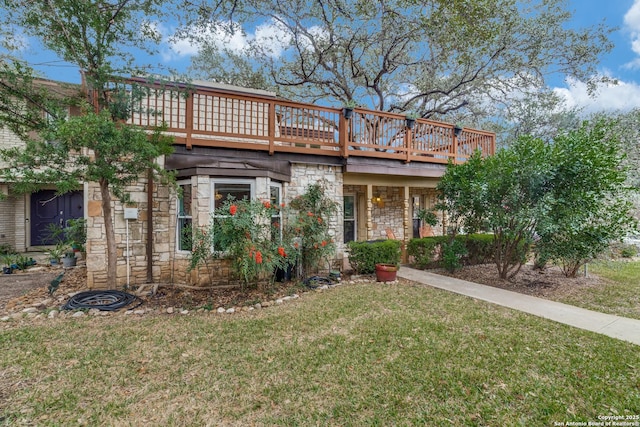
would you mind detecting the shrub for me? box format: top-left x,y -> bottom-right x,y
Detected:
619,244 -> 638,258
287,183 -> 338,277
464,233 -> 494,265
348,239 -> 401,274
407,236 -> 446,268
407,234 -> 495,269
441,239 -> 468,273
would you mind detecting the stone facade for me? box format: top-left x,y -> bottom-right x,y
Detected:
84,160 -> 350,288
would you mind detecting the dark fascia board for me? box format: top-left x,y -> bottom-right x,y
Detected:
344,157 -> 446,178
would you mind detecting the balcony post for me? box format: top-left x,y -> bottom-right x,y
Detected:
404,127 -> 412,163
268,101 -> 276,155
452,127 -> 459,164
185,93 -> 194,150
339,111 -> 349,158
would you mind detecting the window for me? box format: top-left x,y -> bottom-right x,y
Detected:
344,195 -> 356,243
177,182 -> 193,251
412,196 -> 421,238
212,181 -> 253,209
270,184 -> 283,240
211,180 -> 254,251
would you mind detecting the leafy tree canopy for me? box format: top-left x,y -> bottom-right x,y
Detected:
187,0 -> 613,122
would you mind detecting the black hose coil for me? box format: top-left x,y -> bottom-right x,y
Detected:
63,290 -> 142,311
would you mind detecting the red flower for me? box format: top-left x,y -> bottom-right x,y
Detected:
294,242 -> 299,249
317,217 -> 322,224
229,205 -> 237,215
255,251 -> 263,264
273,222 -> 280,229
307,211 -> 314,216
280,203 -> 285,208
278,247 -> 286,257
263,201 -> 271,209
321,240 -> 327,247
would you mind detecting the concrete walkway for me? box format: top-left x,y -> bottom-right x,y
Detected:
399,267 -> 640,346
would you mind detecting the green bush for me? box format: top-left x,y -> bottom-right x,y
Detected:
406,236 -> 447,268
347,240 -> 402,274
407,234 -> 495,269
620,245 -> 638,258
464,234 -> 494,265
441,239 -> 468,272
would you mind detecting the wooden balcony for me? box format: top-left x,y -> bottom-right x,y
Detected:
118,78 -> 495,164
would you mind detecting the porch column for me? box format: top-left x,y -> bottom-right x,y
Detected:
366,184 -> 374,240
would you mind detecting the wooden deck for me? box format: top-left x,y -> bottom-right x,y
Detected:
109,78 -> 495,164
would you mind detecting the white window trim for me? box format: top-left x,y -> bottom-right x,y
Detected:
176,180 -> 193,254
210,178 -> 256,212
270,182 -> 283,240
344,193 -> 357,243
210,179 -> 256,254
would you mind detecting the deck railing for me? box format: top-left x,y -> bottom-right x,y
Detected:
112,78 -> 495,164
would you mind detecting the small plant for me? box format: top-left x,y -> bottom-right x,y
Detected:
0,243 -> 15,255
14,254 -> 32,270
343,99 -> 357,109
405,111 -> 420,120
2,253 -> 15,273
65,218 -> 87,253
47,242 -> 67,264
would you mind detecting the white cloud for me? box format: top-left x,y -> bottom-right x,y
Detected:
553,77 -> 640,113
161,19 -> 292,62
624,0 -> 640,69
0,32 -> 29,52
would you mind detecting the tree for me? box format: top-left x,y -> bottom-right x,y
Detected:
438,136 -> 553,279
189,0 -> 613,120
535,119 -> 637,277
589,109 -> 640,221
438,120 -> 638,280
0,0 -> 177,285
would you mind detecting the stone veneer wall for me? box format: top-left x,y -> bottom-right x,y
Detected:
85,166 -> 294,287
85,163 -> 445,288
342,185 -> 442,242
286,163 -> 344,268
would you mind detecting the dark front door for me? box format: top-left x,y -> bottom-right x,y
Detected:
30,190 -> 84,246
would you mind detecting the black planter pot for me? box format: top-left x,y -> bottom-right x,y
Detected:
275,265 -> 293,282
2,266 -> 12,274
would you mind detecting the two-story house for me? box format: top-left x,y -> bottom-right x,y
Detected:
1,77 -> 495,287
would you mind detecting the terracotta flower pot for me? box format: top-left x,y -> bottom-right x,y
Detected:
375,263 -> 398,282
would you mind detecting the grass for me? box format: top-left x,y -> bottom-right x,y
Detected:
556,260 -> 640,320
1,282 -> 640,426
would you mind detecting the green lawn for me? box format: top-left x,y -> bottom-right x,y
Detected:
1,282 -> 639,426
556,260 -> 640,320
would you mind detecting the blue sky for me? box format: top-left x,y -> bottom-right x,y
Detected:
11,0 -> 640,114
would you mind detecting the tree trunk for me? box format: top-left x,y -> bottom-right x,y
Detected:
99,177 -> 117,287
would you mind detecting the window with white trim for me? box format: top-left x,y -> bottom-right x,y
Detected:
344,194 -> 356,243
211,179 -> 254,251
177,182 -> 193,251
270,183 -> 283,240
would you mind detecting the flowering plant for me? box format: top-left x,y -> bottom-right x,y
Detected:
201,198 -> 297,288
287,183 -> 338,277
